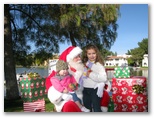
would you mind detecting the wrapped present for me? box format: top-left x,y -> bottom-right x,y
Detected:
112,77 -> 148,112
114,66 -> 133,78
23,98 -> 45,112
19,76 -> 47,102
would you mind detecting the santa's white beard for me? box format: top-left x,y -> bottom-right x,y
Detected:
68,59 -> 84,83
68,60 -> 84,73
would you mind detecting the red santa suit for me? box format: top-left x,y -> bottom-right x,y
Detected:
46,46 -> 111,112
46,46 -> 83,112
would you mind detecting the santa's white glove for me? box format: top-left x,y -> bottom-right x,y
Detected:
62,93 -> 73,101
94,83 -> 105,98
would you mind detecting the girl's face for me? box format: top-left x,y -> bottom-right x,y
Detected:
59,69 -> 69,76
86,49 -> 97,62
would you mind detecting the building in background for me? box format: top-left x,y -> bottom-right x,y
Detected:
104,54 -> 131,67
48,59 -> 58,74
142,54 -> 148,67
48,54 -> 148,74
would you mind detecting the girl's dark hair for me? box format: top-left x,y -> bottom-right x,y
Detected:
82,44 -> 104,65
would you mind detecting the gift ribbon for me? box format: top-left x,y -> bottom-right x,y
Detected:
27,72 -> 40,78
132,84 -> 145,94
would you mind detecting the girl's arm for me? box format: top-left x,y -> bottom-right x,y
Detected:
88,63 -> 107,83
50,78 -> 65,92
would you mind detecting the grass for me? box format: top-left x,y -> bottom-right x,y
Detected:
4,97 -> 55,112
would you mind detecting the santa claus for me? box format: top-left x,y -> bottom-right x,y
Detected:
46,46 -> 111,112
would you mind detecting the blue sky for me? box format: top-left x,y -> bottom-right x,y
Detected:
110,4 -> 148,55
59,4 -> 148,55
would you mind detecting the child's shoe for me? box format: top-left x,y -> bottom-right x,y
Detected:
81,106 -> 90,112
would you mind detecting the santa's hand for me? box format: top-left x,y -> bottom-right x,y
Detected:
94,83 -> 105,98
62,93 -> 72,101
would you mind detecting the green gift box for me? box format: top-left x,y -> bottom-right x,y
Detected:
114,67 -> 131,78
19,76 -> 47,102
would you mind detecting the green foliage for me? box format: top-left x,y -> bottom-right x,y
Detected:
9,4 -> 120,66
5,4 -> 120,100
127,38 -> 148,66
33,48 -> 53,66
138,38 -> 148,54
127,57 -> 135,66
126,50 -> 131,55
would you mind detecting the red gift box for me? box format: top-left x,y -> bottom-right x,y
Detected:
23,98 -> 45,112
112,77 -> 148,112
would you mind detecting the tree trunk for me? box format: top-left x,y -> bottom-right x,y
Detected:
69,31 -> 76,46
4,4 -> 19,100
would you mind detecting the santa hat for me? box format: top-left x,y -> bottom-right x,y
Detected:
59,46 -> 82,62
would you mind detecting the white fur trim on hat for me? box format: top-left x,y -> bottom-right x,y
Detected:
66,46 -> 82,62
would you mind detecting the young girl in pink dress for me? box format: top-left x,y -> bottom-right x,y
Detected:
50,60 -> 90,112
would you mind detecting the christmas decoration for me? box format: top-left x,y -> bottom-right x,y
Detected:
112,77 -> 148,112
23,98 -> 45,112
114,66 -> 131,78
19,77 -> 47,102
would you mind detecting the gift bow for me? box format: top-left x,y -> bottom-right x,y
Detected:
132,84 -> 145,94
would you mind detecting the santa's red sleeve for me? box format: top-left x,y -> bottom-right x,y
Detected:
62,101 -> 82,112
100,90 -> 110,107
45,70 -> 56,91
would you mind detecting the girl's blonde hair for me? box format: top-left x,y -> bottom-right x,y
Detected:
82,44 -> 104,65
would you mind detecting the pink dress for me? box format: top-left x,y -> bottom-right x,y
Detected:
50,75 -> 78,92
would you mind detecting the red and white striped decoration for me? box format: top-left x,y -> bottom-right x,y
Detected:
23,99 -> 45,112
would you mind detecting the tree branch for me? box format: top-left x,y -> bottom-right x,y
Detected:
10,18 -> 18,41
9,8 -> 43,30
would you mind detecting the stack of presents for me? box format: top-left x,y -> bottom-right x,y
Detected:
18,68 -> 148,112
109,66 -> 148,112
19,72 -> 47,112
